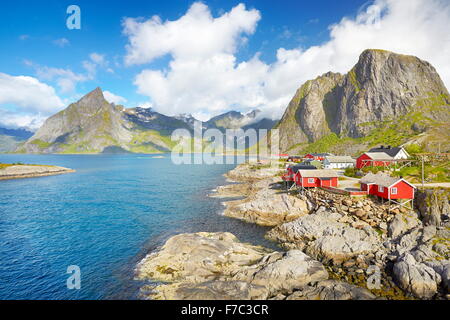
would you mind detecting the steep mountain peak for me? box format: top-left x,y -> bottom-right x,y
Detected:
276,49 -> 450,153
246,109 -> 261,118
77,87 -> 107,108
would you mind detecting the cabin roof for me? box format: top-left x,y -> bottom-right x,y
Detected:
360,172 -> 415,188
362,152 -> 394,160
325,156 -> 355,163
298,169 -> 339,178
308,152 -> 334,157
289,164 -> 317,172
368,146 -> 405,157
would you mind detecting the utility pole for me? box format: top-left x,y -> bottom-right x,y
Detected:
421,155 -> 425,189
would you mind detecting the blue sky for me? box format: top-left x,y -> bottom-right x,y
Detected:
1,0 -> 449,129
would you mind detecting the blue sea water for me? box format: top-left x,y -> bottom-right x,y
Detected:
0,154 -> 276,300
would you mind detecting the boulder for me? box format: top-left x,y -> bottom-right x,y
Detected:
388,212 -> 421,239
393,253 -> 441,298
416,189 -> 450,226
233,250 -> 328,295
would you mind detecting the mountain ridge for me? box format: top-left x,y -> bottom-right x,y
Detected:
16,88 -> 277,154
275,49 -> 450,154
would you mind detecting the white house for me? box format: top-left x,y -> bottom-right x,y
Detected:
323,156 -> 356,169
368,145 -> 409,160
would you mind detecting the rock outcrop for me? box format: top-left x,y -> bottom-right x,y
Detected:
416,188 -> 450,226
267,206 -> 381,264
137,232 -> 329,300
393,253 -> 441,299
0,164 -> 75,180
223,178 -> 310,226
388,212 -> 421,239
286,280 -> 376,300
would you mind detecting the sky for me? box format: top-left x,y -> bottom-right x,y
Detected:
0,0 -> 449,130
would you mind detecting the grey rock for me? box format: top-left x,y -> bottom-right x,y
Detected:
234,250 -> 328,295
162,280 -> 270,300
286,280 -> 376,300
267,207 -> 381,263
421,225 -> 437,243
393,253 -> 441,298
388,213 -> 421,239
137,232 -> 328,299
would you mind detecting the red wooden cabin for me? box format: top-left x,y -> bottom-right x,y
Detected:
282,164 -> 316,182
360,172 -> 415,200
304,153 -> 333,161
356,152 -> 394,169
294,169 -> 339,188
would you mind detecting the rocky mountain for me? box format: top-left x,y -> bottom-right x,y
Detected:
205,109 -> 277,131
18,88 -> 187,153
17,88 -> 277,154
276,49 -> 450,154
0,127 -> 33,152
175,113 -> 198,129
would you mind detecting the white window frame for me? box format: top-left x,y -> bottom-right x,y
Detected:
308,178 -> 315,184
391,187 -> 398,195
378,185 -> 384,192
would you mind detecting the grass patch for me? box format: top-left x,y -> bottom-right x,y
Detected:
30,139 -> 52,149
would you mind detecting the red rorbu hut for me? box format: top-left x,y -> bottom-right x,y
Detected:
304,153 -> 333,161
294,169 -> 339,188
360,172 -> 415,200
356,152 -> 394,169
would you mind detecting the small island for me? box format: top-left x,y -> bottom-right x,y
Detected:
0,163 -> 75,180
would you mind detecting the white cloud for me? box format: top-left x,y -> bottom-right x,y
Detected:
0,73 -> 64,113
0,73 -> 64,129
103,90 -> 127,104
123,2 -> 261,65
0,109 -> 47,131
126,0 -> 450,121
89,52 -> 105,65
53,38 -> 70,47
35,65 -> 90,94
29,52 -> 112,94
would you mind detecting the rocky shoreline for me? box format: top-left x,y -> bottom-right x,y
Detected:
0,164 -> 75,180
137,163 -> 449,300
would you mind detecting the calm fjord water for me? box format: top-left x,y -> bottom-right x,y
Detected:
0,154 -> 275,299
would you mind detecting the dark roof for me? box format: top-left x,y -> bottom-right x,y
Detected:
363,152 -> 394,160
289,164 -> 317,172
360,172 -> 399,187
310,152 -> 333,157
360,172 -> 415,188
368,145 -> 403,157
